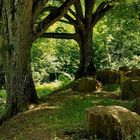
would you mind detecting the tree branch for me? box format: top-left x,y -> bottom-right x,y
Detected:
85,0 -> 96,21
59,19 -> 73,25
33,0 -> 75,41
68,8 -> 85,29
32,0 -> 49,23
95,1 -> 108,13
64,14 -> 77,27
74,0 -> 83,20
91,3 -> 113,27
40,32 -> 78,40
84,0 -> 96,31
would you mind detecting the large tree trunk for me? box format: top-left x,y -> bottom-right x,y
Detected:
75,29 -> 96,79
2,0 -> 38,120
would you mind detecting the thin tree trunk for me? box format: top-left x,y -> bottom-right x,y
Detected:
2,0 -> 38,120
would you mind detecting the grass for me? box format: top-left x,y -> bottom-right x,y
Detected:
0,82 -> 139,139
0,89 -> 6,99
36,81 -> 62,98
103,83 -> 121,92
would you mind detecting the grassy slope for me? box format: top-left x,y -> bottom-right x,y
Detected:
0,83 -> 137,140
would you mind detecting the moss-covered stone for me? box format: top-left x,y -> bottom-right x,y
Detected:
96,69 -> 121,84
72,77 -> 102,91
86,106 -> 140,140
122,78 -> 140,100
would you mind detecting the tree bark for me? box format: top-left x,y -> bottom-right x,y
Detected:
2,0 -> 38,120
75,28 -> 96,79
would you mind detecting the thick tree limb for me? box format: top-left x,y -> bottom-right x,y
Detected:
59,19 -> 73,25
85,0 -> 96,21
74,0 -> 83,20
33,0 -> 75,41
92,4 -> 113,27
95,1 -> 108,13
32,0 -> 49,23
68,8 -> 85,29
64,14 -> 77,27
41,32 -> 78,40
84,0 -> 96,32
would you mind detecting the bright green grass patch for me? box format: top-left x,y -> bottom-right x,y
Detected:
0,82 -> 62,99
36,81 -> 62,98
0,89 -> 6,99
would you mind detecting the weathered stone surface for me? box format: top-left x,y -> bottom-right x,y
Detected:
134,98 -> 140,114
72,77 -> 102,91
126,68 -> 140,78
86,106 -> 140,140
122,78 -> 140,100
96,69 -> 121,84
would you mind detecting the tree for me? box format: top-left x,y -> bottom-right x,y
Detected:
41,0 -> 115,78
0,0 -> 75,120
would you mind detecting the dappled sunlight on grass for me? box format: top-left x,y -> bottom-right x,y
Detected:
36,81 -> 62,98
0,84 -> 137,139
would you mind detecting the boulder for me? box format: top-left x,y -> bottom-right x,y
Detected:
134,98 -> 140,114
72,77 -> 102,91
122,78 -> 140,100
96,69 -> 121,84
86,106 -> 140,140
126,68 -> 140,78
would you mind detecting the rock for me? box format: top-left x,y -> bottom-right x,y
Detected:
96,69 -> 121,84
85,106 -> 140,140
72,77 -> 102,91
134,98 -> 140,114
122,78 -> 140,100
126,68 -> 140,78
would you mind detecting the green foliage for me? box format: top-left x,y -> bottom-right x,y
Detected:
32,37 -> 79,84
55,39 -> 79,75
94,1 -> 140,69
0,89 -> 6,99
58,74 -> 72,86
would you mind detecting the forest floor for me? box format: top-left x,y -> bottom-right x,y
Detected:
0,83 -> 134,140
